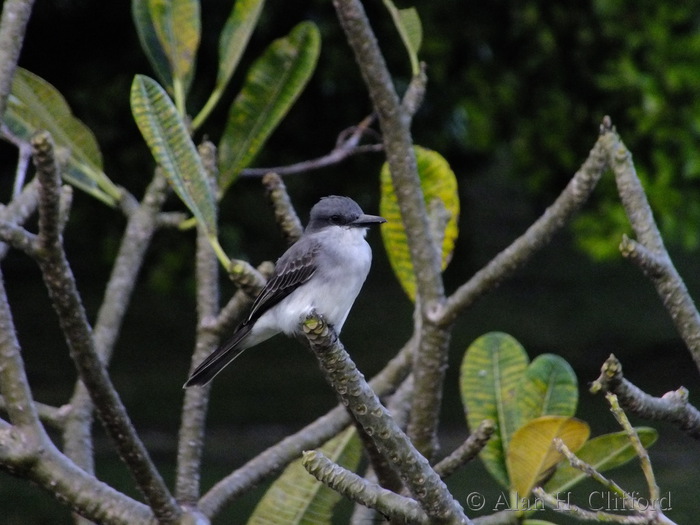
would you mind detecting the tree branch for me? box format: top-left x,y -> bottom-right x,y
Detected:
600,126 -> 700,373
590,354 -> 700,439
435,123 -> 609,327
301,312 -> 470,524
0,0 -> 35,121
333,0 -> 450,462
31,131 -> 181,524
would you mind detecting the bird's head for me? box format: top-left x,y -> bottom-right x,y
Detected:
306,196 -> 386,233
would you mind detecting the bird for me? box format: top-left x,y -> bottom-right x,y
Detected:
184,195 -> 386,387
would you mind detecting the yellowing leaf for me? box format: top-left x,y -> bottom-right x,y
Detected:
507,416 -> 590,498
517,354 -> 578,427
380,146 -> 459,301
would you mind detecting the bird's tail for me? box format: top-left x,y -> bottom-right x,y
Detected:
183,324 -> 253,387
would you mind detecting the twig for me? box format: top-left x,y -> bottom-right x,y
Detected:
532,487 -> 651,524
31,131 -> 181,523
605,393 -> 660,504
590,354 -> 700,439
303,450 -> 431,524
301,311 -> 471,524
600,124 -> 700,373
434,420 -> 495,479
240,116 -> 382,177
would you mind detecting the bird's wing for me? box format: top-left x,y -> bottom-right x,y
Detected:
245,240 -> 320,324
184,240 -> 320,388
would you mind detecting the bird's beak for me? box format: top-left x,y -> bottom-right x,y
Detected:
351,214 -> 387,227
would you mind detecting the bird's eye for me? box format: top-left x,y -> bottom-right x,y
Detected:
329,214 -> 342,224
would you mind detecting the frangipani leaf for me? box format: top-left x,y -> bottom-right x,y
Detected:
517,354 -> 578,427
4,67 -> 120,206
218,21 -> 320,194
247,427 -> 361,524
380,146 -> 459,301
130,75 -> 216,237
545,428 -> 658,493
132,0 -> 173,90
507,416 -> 590,498
460,332 -> 529,488
192,0 -> 266,130
382,0 -> 422,75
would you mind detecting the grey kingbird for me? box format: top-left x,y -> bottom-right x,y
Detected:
185,195 -> 386,387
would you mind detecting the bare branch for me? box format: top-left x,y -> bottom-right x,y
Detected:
434,420 -> 495,479
591,354 -> 700,439
435,126 -> 608,327
31,131 -> 182,523
0,0 -> 35,121
601,127 -> 700,372
301,312 -> 470,524
262,172 -> 304,245
303,450 -> 431,524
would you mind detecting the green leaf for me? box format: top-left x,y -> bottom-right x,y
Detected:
247,427 -> 362,524
4,67 -> 121,206
382,1 -> 422,75
133,0 -> 200,108
460,332 -> 529,488
380,146 -> 459,301
507,416 -> 590,498
217,21 -> 321,194
544,428 -> 658,493
130,75 -> 216,238
132,0 -> 173,91
192,0 -> 266,130
517,354 -> 578,427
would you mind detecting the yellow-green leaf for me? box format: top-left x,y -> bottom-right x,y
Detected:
4,67 -> 121,206
218,21 -> 320,194
517,354 -> 578,427
192,0 -> 266,130
150,0 -> 200,102
507,416 -> 590,498
130,75 -> 216,237
545,428 -> 658,493
247,427 -> 361,524
382,0 -> 422,75
380,146 -> 459,301
132,0 -> 172,91
460,332 -> 529,488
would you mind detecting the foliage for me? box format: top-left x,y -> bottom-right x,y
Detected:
460,332 -> 658,514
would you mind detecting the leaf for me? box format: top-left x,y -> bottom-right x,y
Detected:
247,427 -> 362,524
4,67 -> 121,206
380,146 -> 459,301
132,0 -> 173,91
217,21 -> 320,194
544,428 -> 658,493
460,332 -> 529,488
517,354 -> 578,427
382,1 -> 422,75
130,75 -> 216,237
216,0 -> 266,95
192,0 -> 266,130
148,0 -> 200,101
507,416 -> 590,499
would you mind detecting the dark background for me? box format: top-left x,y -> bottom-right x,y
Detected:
2,0 -> 699,523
